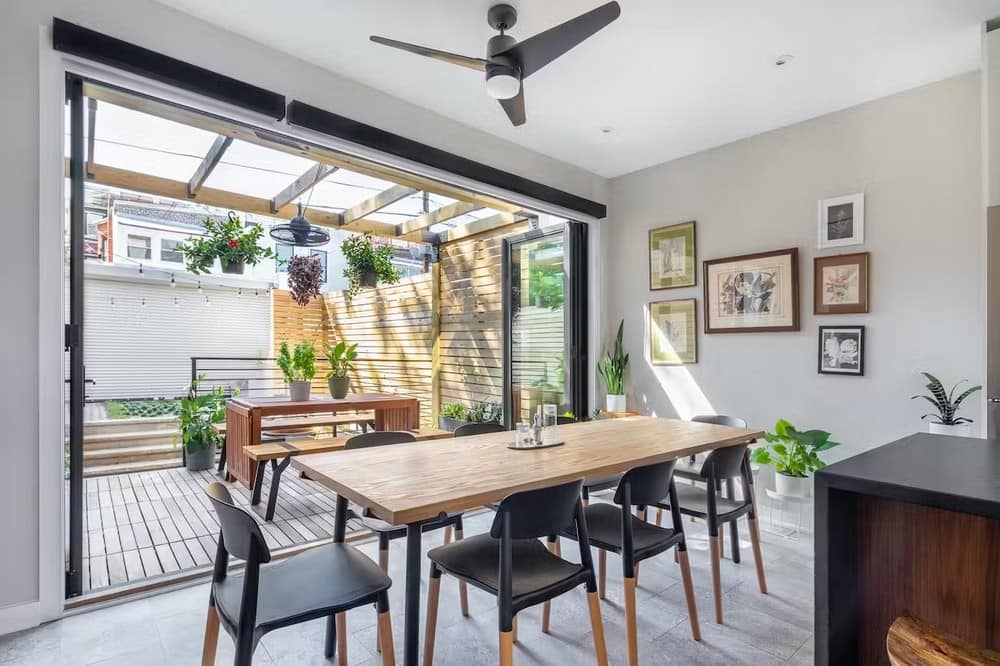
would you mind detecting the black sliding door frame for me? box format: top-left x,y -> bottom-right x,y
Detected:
502,221 -> 588,428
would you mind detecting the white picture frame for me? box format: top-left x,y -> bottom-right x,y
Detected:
818,193 -> 864,249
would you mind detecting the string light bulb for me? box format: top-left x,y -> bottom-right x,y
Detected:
174,297 -> 179,308
138,264 -> 144,276
170,274 -> 176,288
140,297 -> 147,307
110,296 -> 115,307
197,281 -> 203,294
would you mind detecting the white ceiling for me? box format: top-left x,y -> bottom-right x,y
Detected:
156,0 -> 1000,178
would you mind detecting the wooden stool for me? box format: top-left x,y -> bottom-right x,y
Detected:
887,615 -> 1000,665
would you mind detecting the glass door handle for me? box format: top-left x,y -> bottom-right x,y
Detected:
989,397 -> 1000,404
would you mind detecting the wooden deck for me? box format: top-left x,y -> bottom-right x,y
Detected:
80,465 -> 363,594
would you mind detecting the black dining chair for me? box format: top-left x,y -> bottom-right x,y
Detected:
453,421 -> 507,437
561,461 -> 701,665
664,414 -> 749,561
423,479 -> 608,666
201,483 -> 395,666
652,442 -> 767,624
344,431 -> 468,654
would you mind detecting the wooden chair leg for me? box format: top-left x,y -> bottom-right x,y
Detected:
500,630 -> 514,666
512,616 -> 518,643
677,549 -> 701,641
201,604 -> 220,666
598,549 -> 607,599
377,541 -> 389,653
443,525 -> 453,545
655,508 -> 663,526
586,591 -> 609,666
719,526 -> 725,560
423,573 -> 441,666
709,535 -> 723,624
542,539 -> 557,633
378,610 -> 396,666
455,526 -> 469,616
748,515 -> 768,594
624,576 -> 639,666
336,612 -> 348,666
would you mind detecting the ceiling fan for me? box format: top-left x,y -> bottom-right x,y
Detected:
370,2 -> 621,127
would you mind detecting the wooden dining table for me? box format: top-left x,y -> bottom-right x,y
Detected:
292,415 -> 762,666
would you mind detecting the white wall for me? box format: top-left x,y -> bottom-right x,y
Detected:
0,0 -> 606,625
604,74 -> 984,468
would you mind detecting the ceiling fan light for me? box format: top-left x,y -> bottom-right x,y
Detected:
486,72 -> 520,99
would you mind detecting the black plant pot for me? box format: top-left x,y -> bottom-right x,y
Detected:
185,444 -> 215,472
359,270 -> 378,288
439,416 -> 472,432
221,259 -> 245,275
328,376 -> 350,399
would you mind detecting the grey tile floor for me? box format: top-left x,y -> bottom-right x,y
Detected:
0,508 -> 814,665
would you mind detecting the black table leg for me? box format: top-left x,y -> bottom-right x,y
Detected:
250,462 -> 266,506
404,523 -> 423,666
264,457 -> 291,521
216,437 -> 227,476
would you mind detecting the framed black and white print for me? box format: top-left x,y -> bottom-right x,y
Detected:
818,325 -> 865,376
818,193 -> 864,249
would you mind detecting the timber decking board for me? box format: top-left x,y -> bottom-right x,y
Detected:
78,465 -> 363,594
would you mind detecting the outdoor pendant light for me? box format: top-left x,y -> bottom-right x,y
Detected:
269,203 -> 330,247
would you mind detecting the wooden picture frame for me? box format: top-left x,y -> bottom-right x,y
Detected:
647,298 -> 697,364
703,248 -> 799,333
814,252 -> 870,315
648,221 -> 696,290
818,325 -> 865,376
818,193 -> 865,249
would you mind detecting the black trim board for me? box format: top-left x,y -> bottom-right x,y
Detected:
52,18 -> 286,120
286,101 -> 606,220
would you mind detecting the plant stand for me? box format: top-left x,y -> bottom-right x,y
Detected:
763,488 -> 811,539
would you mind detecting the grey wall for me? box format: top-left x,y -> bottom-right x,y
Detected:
0,0 -> 605,613
605,73 -> 984,465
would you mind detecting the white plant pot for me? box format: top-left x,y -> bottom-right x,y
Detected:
775,472 -> 810,498
606,394 -> 627,413
928,422 -> 972,437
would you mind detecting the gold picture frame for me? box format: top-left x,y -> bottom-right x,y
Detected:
647,298 -> 698,364
649,221 -> 696,290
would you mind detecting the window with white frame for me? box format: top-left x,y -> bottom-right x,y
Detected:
276,244 -> 293,273
127,234 -> 151,260
160,238 -> 184,263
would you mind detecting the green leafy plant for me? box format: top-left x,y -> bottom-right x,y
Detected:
175,375 -> 234,454
277,341 -> 317,383
106,399 -> 180,419
468,401 -> 503,424
529,264 -> 565,310
911,372 -> 981,425
749,419 -> 841,478
597,320 -> 629,395
323,340 -> 358,379
177,211 -> 277,275
440,403 -> 469,420
341,233 -> 402,301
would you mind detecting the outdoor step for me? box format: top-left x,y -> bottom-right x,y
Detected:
83,443 -> 181,464
83,416 -> 179,436
83,458 -> 183,478
83,430 -> 179,450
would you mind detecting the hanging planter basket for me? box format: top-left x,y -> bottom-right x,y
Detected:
287,254 -> 324,306
221,259 -> 245,275
341,233 -> 403,301
359,270 -> 378,288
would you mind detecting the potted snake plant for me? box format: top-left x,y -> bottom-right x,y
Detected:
597,320 -> 628,413
277,341 -> 316,402
911,372 -> 981,437
324,340 -> 358,399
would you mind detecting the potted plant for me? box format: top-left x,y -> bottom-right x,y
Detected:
287,254 -> 324,306
175,376 -> 233,472
177,211 -> 277,275
597,320 -> 629,413
277,341 -> 316,402
911,372 -> 981,437
438,401 -> 503,432
749,419 -> 841,497
341,232 -> 402,301
324,340 -> 358,399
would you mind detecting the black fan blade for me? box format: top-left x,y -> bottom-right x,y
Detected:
498,85 -> 526,126
370,36 -> 488,71
496,2 -> 620,78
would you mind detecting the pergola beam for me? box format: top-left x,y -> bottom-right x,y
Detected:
341,184 -> 416,224
436,212 -> 531,243
86,98 -> 97,179
187,135 -> 233,198
270,162 -> 337,213
397,201 -> 482,238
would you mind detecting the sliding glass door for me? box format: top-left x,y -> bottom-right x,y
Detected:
503,222 -> 588,427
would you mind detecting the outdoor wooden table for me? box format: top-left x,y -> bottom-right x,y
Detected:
224,393 -> 419,489
293,415 -> 762,666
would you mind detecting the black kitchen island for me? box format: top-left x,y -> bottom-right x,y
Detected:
815,432 -> 1000,665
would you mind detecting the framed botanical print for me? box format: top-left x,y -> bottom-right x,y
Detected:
814,252 -> 870,314
818,325 -> 865,376
703,248 -> 799,333
647,298 -> 697,364
818,193 -> 864,248
649,221 -> 696,290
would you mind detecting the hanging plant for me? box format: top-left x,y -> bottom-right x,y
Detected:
287,254 -> 324,306
341,232 -> 402,301
177,211 -> 277,275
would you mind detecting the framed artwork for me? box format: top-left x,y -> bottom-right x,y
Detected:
818,325 -> 865,375
647,298 -> 697,364
814,252 -> 870,314
818,193 -> 864,248
703,248 -> 799,333
649,221 -> 696,290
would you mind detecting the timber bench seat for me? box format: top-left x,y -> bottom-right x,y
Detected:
245,428 -> 452,521
214,411 -> 376,436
